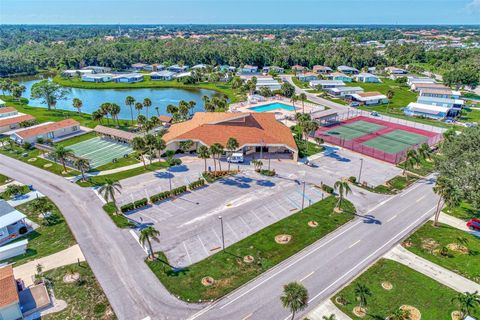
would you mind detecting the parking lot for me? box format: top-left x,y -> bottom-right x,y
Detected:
118,145 -> 397,267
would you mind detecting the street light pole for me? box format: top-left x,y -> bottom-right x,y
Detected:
169,174 -> 172,191
358,158 -> 364,183
218,215 -> 225,251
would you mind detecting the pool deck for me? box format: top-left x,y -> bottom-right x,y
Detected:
230,97 -> 325,120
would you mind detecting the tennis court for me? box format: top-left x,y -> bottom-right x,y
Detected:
324,120 -> 385,141
69,137 -> 133,168
315,116 -> 442,164
361,130 -> 429,154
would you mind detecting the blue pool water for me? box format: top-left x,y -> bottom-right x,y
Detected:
248,103 -> 296,112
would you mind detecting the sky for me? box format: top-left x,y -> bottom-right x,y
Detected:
0,0 -> 479,25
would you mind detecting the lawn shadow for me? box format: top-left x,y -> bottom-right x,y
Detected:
168,165 -> 189,173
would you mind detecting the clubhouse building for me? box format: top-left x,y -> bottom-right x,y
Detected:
163,112 -> 299,160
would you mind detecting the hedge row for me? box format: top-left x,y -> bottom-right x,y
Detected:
120,197 -> 149,213
150,185 -> 188,204
321,183 -> 334,194
188,178 -> 205,190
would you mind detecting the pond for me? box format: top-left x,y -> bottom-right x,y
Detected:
19,78 -> 222,120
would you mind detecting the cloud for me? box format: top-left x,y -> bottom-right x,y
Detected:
467,0 -> 480,12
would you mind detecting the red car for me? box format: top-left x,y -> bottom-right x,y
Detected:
467,218 -> 480,231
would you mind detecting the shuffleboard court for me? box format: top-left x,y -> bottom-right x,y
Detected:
69,137 -> 133,168
361,130 -> 428,154
324,120 -> 385,141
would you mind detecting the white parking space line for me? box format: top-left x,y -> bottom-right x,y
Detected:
182,241 -> 192,265
241,313 -> 253,320
226,222 -> 240,240
349,240 -> 361,249
197,235 -> 210,256
252,210 -> 265,225
239,216 -> 254,232
212,227 -> 222,243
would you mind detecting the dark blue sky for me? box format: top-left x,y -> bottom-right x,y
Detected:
1,0 -> 479,25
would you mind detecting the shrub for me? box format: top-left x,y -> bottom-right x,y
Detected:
348,176 -> 357,183
258,169 -> 275,177
189,178 -> 205,190
134,198 -> 148,208
120,203 -> 135,213
150,191 -> 171,203
171,186 -> 187,196
321,183 -> 334,194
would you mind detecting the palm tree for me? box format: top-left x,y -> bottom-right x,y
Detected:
31,197 -> 53,220
72,98 -> 83,114
291,95 -> 298,111
354,283 -> 372,309
388,308 -> 411,320
386,90 -> 395,112
110,103 -> 121,127
137,115 -> 147,130
322,315 -> 336,320
403,149 -> 420,178
125,96 -> 135,124
334,180 -> 351,211
135,102 -> 143,118
51,145 -> 74,172
144,134 -> 156,164
226,137 -> 239,171
98,179 -> 122,212
92,111 -> 104,124
166,104 -> 178,117
417,143 -> 432,162
132,136 -> 147,168
143,98 -> 152,118
188,100 -> 196,117
452,291 -> 480,317
153,136 -> 166,160
100,103 -> 112,125
280,282 -> 309,320
74,158 -> 90,181
209,143 -> 223,172
155,106 -> 160,117
432,175 -> 462,227
197,145 -> 210,172
299,92 -> 307,113
139,226 -> 160,260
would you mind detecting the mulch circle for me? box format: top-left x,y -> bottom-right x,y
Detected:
243,255 -> 255,263
275,234 -> 292,244
447,243 -> 469,254
451,311 -> 463,320
43,163 -> 52,168
333,207 -> 343,213
63,272 -> 80,283
353,306 -> 367,318
335,296 -> 348,306
27,157 -> 37,162
308,221 -> 318,228
402,240 -> 413,248
201,276 -> 215,286
400,305 -> 421,320
381,281 -> 393,290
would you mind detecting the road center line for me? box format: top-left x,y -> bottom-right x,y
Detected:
387,214 -> 397,222
241,313 -> 253,320
348,240 -> 361,248
416,195 -> 426,203
299,271 -> 315,282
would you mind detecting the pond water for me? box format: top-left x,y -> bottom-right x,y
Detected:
20,78 -> 221,120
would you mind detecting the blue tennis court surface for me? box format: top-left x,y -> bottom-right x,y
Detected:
69,137 -> 133,168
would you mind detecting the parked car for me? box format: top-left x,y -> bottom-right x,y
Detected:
227,152 -> 244,163
370,111 -> 379,117
466,218 -> 480,231
350,101 -> 360,107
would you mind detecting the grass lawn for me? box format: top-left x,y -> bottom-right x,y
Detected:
77,161 -> 170,187
102,203 -> 134,229
405,223 -> 480,284
44,263 -> 116,320
147,196 -> 355,302
56,132 -> 97,147
0,145 -> 80,177
355,174 -> 418,195
0,198 -> 76,266
397,157 -> 435,176
333,259 -> 480,320
0,173 -> 10,185
53,75 -> 239,103
444,202 -> 479,221
459,107 -> 480,123
291,77 -> 310,89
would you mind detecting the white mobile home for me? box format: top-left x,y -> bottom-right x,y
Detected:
10,119 -> 80,144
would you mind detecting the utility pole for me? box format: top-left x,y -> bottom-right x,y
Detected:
358,158 -> 364,183
218,216 -> 225,251
301,180 -> 306,211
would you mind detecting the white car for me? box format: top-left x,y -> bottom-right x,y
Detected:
227,153 -> 244,163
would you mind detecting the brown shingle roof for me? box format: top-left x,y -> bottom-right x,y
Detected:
0,114 -> 34,127
0,266 -> 19,308
158,115 -> 172,123
358,91 -> 384,97
164,112 -> 297,152
0,107 -> 17,115
94,125 -> 139,141
15,119 -> 79,139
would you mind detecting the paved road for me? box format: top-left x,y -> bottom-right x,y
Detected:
0,155 -> 198,320
188,176 -> 439,320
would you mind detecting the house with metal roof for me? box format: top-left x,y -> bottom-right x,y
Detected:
404,102 -> 453,119
328,72 -> 353,82
312,65 -> 332,74
337,65 -> 359,75
167,64 -> 189,73
150,70 -> 176,81
0,201 -> 30,246
297,72 -> 318,82
81,73 -> 113,83
351,92 -> 389,105
309,80 -> 345,89
327,86 -> 364,98
113,73 -> 144,83
355,73 -> 381,83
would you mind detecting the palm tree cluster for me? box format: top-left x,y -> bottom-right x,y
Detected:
295,113 -> 319,151
98,179 -> 122,212
166,99 -> 197,121
131,133 -> 166,168
202,95 -> 229,112
402,143 -> 432,178
0,79 -> 26,101
334,179 -> 351,211
92,102 -> 122,127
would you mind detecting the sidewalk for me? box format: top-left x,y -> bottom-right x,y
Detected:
430,212 -> 470,232
13,244 -> 85,286
7,190 -> 44,207
385,245 -> 480,293
306,299 -> 352,320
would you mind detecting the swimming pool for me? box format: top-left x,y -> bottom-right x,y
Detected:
248,103 -> 297,112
